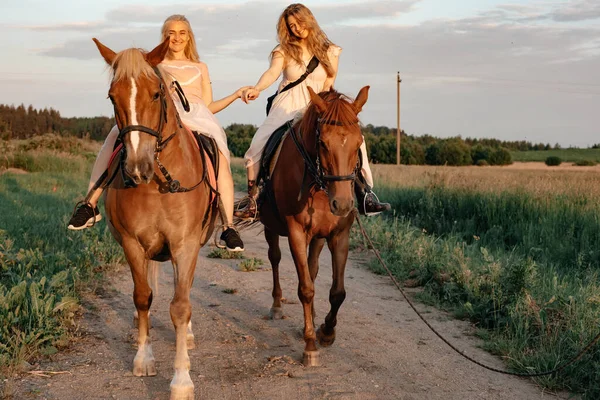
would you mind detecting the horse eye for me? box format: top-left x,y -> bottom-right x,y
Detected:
153,92 -> 160,101
107,95 -> 115,104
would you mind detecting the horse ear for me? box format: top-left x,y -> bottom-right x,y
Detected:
308,87 -> 327,114
353,86 -> 370,114
92,38 -> 116,66
146,37 -> 170,67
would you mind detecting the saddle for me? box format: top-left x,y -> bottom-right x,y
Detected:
258,120 -> 292,185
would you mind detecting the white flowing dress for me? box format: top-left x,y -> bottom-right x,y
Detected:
160,59 -> 230,162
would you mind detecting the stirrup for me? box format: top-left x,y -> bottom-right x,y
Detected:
234,196 -> 259,222
363,191 -> 384,217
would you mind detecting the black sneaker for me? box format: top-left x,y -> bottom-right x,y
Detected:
219,227 -> 244,252
361,192 -> 391,216
67,203 -> 102,230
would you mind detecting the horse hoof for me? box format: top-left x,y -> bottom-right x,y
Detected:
187,334 -> 195,350
170,385 -> 194,400
269,307 -> 284,320
302,350 -> 320,367
133,360 -> 157,376
317,325 -> 336,347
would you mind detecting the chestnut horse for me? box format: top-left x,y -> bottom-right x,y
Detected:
94,37 -> 217,399
259,86 -> 369,366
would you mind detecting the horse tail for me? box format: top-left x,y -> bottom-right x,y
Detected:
148,260 -> 159,297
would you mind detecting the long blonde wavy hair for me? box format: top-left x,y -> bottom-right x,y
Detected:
276,4 -> 336,77
160,14 -> 200,62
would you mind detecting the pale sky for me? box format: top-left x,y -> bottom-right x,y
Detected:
1,0 -> 599,147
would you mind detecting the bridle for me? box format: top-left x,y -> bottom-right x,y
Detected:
112,65 -> 204,193
288,116 -> 360,197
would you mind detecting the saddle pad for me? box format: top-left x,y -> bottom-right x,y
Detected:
260,120 -> 292,182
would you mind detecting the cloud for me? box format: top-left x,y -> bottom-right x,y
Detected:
550,0 -> 600,22
5,0 -> 600,146
26,21 -> 115,32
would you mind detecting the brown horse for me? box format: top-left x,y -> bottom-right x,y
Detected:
93,37 -> 217,399
258,86 -> 369,366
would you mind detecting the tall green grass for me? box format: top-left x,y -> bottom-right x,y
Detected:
0,138 -> 122,371
350,179 -> 600,397
377,185 -> 600,273
351,216 -> 600,396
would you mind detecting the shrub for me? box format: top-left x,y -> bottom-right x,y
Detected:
545,156 -> 562,166
426,139 -> 472,166
489,148 -> 512,165
476,159 -> 489,166
574,160 -> 597,166
471,145 -> 492,165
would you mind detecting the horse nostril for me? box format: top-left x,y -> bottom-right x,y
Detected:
332,199 -> 338,211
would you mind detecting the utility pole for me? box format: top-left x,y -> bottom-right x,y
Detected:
396,72 -> 402,165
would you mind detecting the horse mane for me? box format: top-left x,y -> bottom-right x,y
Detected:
298,89 -> 359,138
111,48 -> 156,82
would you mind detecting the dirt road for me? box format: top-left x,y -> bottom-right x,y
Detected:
8,225 -> 562,399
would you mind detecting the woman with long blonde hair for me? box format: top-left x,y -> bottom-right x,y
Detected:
235,3 -> 389,220
68,14 -> 248,251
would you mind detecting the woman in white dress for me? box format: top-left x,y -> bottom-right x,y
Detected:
235,3 -> 390,220
68,14 -> 247,251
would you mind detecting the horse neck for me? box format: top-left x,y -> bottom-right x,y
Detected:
159,107 -> 202,175
297,116 -> 319,158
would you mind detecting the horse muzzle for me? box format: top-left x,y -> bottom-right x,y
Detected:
329,197 -> 354,217
124,160 -> 154,185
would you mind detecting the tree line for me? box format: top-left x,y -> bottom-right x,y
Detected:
3,104 -> 594,166
0,104 -> 113,141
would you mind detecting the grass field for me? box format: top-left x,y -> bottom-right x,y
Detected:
352,162 -> 600,397
510,148 -> 600,163
0,136 -> 122,373
2,135 -> 600,397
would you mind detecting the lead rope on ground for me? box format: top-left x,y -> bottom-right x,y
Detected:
354,210 -> 600,377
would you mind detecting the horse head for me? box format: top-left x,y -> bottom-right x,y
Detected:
93,37 -> 171,185
306,86 -> 369,217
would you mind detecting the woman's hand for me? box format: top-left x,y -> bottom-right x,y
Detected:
235,86 -> 253,99
242,87 -> 260,104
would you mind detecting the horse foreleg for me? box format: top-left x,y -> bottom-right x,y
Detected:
186,320 -> 195,349
169,247 -> 199,400
123,241 -> 156,377
265,227 -> 283,319
288,228 -> 319,366
317,231 -> 349,348
308,237 -> 326,322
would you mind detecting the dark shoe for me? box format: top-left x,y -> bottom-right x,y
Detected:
68,202 -> 101,230
233,197 -> 259,221
360,192 -> 391,216
219,227 -> 244,252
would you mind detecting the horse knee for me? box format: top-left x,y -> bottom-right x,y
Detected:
298,286 -> 315,304
134,289 -> 153,312
268,248 -> 281,265
170,300 -> 191,326
330,290 -> 346,306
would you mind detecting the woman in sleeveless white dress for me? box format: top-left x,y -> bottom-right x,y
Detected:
235,4 -> 389,219
68,15 -> 247,251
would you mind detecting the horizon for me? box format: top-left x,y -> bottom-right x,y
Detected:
1,0 -> 598,147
